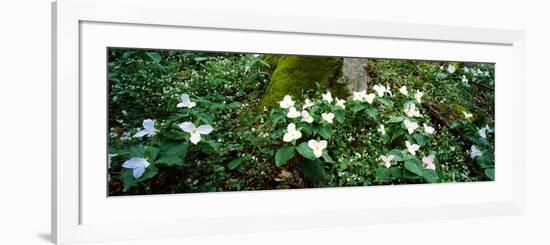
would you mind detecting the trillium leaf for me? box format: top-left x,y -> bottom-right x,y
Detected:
319,127 -> 332,139
377,98 -> 394,108
334,110 -> 345,123
157,155 -> 184,166
388,149 -> 404,161
413,134 -> 427,146
375,168 -> 390,182
422,169 -> 440,183
404,157 -> 424,176
145,52 -> 162,63
366,108 -> 378,119
228,158 -> 243,170
162,142 -> 189,157
387,116 -> 404,123
389,167 -> 403,178
350,104 -> 367,113
484,168 -> 495,180
296,142 -> 316,160
120,165 -> 158,191
275,146 -> 296,167
322,152 -> 335,164
303,159 -> 325,182
128,145 -> 145,158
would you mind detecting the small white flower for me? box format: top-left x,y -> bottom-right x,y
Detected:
177,93 -> 196,108
406,141 -> 420,156
122,157 -> 151,179
403,119 -> 419,134
377,124 -> 386,135
352,90 -> 367,101
133,119 -> 158,138
422,154 -> 436,170
373,84 -> 386,97
308,139 -> 328,158
399,86 -> 409,96
484,71 -> 490,76
322,91 -> 333,103
415,90 -> 424,104
335,97 -> 346,109
447,64 -> 456,74
321,112 -> 335,123
365,93 -> 376,104
463,111 -> 473,119
379,154 -> 394,168
286,106 -> 301,118
461,75 -> 469,84
470,145 -> 483,159
279,95 -> 295,109
283,123 -> 302,142
404,103 -> 421,118
108,153 -> 117,169
463,67 -> 470,73
423,123 -> 435,134
303,99 -> 314,109
179,122 -> 213,144
478,125 -> 492,138
301,110 -> 314,123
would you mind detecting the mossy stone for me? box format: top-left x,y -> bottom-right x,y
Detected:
258,55 -> 347,110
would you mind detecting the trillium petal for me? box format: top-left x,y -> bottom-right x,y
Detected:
313,149 -> 323,158
189,133 -> 201,144
319,140 -> 328,150
197,125 -> 213,134
133,130 -> 148,138
142,119 -> 155,131
132,166 -> 146,179
283,133 -> 293,142
179,122 -> 196,133
122,157 -> 147,169
181,94 -> 191,104
308,140 -> 318,149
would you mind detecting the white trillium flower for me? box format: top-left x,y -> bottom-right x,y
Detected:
178,122 -> 213,145
122,157 -> 151,179
406,141 -> 420,156
301,110 -> 314,123
133,119 -> 158,138
422,154 -> 436,170
423,123 -> 435,134
279,95 -> 295,109
461,75 -> 469,84
478,125 -> 492,138
404,103 -> 421,118
373,84 -> 386,97
463,67 -> 470,73
365,93 -> 375,104
335,97 -> 346,109
377,124 -> 386,135
399,86 -> 409,96
177,93 -> 196,108
463,111 -> 473,119
286,106 -> 301,118
353,90 -> 367,101
303,99 -> 314,109
447,64 -> 456,74
308,139 -> 328,158
321,112 -> 335,124
283,123 -> 302,142
415,90 -> 424,104
322,91 -> 333,103
470,145 -> 483,159
379,154 -> 394,168
403,119 -> 419,134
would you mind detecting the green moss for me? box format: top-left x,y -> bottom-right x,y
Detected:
258,55 -> 347,109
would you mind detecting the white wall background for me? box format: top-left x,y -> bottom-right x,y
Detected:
0,0 -> 548,244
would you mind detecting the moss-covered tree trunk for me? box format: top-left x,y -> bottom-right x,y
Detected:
342,58 -> 369,92
258,55 -> 348,110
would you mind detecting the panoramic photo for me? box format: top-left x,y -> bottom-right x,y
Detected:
107,48 -> 495,196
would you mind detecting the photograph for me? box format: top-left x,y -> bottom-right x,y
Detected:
107,48 -> 495,196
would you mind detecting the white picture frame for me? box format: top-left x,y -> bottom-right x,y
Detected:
52,0 -> 525,244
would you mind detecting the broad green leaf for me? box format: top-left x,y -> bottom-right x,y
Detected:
322,152 -> 335,164
303,159 -> 325,182
422,169 -> 440,183
145,52 -> 162,63
162,142 -> 189,157
404,157 -> 424,176
389,167 -> 403,178
128,145 -> 145,158
387,116 -> 404,123
377,98 -> 394,108
228,158 -> 243,170
120,165 -> 158,191
144,146 -> 159,160
366,108 -> 378,119
484,168 -> 495,180
319,127 -> 332,139
388,149 -> 404,161
350,104 -> 367,113
375,168 -> 390,182
157,155 -> 184,166
275,146 -> 296,167
334,110 -> 345,123
413,134 -> 427,146
296,142 -> 316,160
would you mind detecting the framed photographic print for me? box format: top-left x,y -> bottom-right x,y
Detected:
52,0 -> 525,244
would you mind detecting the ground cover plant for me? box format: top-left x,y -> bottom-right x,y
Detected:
107,48 -> 495,196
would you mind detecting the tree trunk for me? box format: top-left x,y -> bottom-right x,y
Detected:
342,58 -> 369,93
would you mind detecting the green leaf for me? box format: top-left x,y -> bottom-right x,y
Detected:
162,142 -> 189,157
404,157 -> 424,176
144,146 -> 159,160
377,98 -> 394,108
303,159 -> 325,182
334,110 -> 345,123
322,152 -> 335,164
484,168 -> 495,180
145,52 -> 162,63
388,149 -> 404,161
228,158 -> 243,170
122,51 -> 136,59
157,155 -> 184,166
413,134 -> 427,146
296,142 -> 316,160
318,127 -> 332,139
366,108 -> 378,119
387,116 -> 404,123
375,168 -> 390,182
120,165 -> 158,191
422,169 -> 440,183
350,104 -> 367,113
275,146 -> 296,167
389,167 -> 403,178
128,145 -> 145,158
